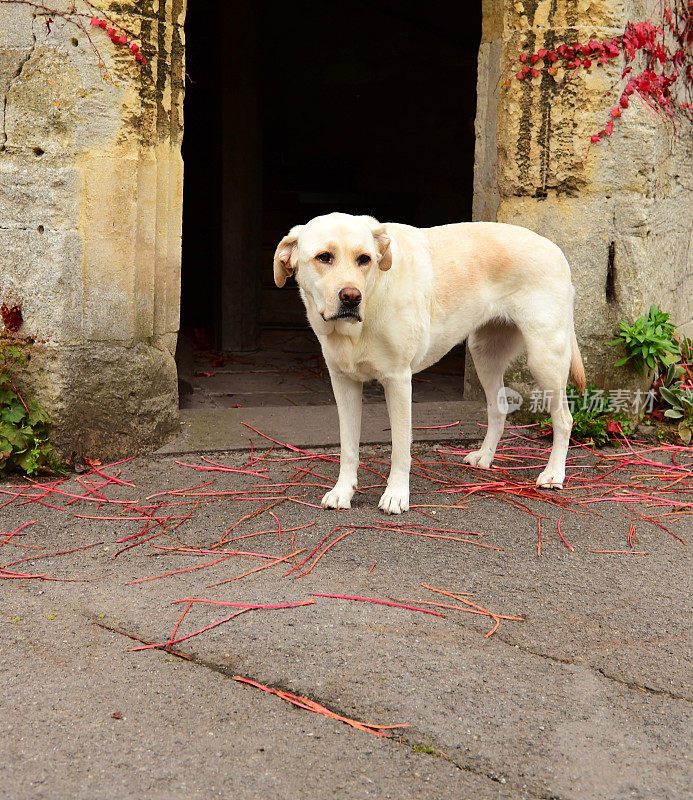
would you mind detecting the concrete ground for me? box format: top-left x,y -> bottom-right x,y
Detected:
1,407 -> 691,800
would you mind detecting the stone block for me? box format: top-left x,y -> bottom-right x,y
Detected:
18,338 -> 179,460
612,194 -> 693,328
3,28 -> 128,158
0,228 -> 83,340
473,40 -> 501,222
79,152 -> 141,342
506,0 -> 627,32
0,159 -> 80,230
0,50 -> 30,100
0,4 -> 35,49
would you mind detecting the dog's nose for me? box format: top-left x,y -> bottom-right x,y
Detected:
338,287 -> 362,307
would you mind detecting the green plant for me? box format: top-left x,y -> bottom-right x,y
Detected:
0,342 -> 65,476
679,334 -> 693,367
658,363 -> 693,444
536,384 -> 633,447
610,307 -> 693,443
411,744 -> 439,756
570,390 -> 633,446
608,305 -> 681,376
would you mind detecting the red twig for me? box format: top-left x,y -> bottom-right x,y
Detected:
292,530 -> 354,578
556,514 -> 574,551
312,593 -> 445,617
233,676 -> 409,737
206,549 -> 307,587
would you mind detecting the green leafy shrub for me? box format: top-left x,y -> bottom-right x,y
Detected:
658,363 -> 693,444
0,342 -> 65,476
607,305 -> 681,375
536,384 -> 633,447
609,306 -> 693,443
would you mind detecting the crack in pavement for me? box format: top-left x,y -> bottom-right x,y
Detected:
494,634 -> 692,703
94,620 -> 570,800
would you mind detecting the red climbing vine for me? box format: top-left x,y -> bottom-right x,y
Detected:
514,0 -> 693,144
0,1 -> 149,76
88,16 -> 146,65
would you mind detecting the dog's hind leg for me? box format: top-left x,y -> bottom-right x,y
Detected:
524,332 -> 573,489
464,320 -> 524,470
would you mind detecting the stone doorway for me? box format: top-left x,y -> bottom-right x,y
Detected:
179,0 -> 481,409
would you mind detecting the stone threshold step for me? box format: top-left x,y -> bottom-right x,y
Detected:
156,401 -> 488,455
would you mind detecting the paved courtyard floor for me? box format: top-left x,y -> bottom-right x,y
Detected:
1,410 -> 690,800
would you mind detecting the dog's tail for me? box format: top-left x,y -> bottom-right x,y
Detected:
569,329 -> 586,393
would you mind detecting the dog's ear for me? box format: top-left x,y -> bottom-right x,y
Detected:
273,225 -> 303,287
362,217 -> 392,272
373,226 -> 392,272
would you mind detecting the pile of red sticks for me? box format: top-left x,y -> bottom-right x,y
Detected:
1,423 -> 689,733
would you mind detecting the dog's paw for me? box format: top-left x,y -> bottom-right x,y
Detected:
464,449 -> 494,469
536,468 -> 564,490
321,483 -> 355,510
378,485 -> 410,515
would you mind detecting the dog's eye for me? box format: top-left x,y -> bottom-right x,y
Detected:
316,252 -> 332,264
357,254 -> 371,266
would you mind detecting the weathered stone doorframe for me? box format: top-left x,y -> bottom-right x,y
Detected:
1,0 -> 184,459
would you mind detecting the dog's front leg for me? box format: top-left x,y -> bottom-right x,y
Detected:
379,374 -> 412,514
322,369 -> 362,510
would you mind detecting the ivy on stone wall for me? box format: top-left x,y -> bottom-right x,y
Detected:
511,0 -> 692,147
0,0 -> 149,79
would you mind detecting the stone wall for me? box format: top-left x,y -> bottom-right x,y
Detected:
470,0 -> 693,399
0,0 -> 185,458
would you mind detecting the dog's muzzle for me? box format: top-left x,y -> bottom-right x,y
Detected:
322,286 -> 363,322
322,307 -> 362,322
334,307 -> 362,321
336,286 -> 362,321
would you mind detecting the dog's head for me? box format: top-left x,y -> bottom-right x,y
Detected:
273,213 -> 392,327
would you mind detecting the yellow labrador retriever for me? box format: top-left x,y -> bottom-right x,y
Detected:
274,212 -> 585,514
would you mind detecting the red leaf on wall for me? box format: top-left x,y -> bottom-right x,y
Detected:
1,303 -> 23,333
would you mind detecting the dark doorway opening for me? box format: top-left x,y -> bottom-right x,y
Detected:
180,1 -> 482,406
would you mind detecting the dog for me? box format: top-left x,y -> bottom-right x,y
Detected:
273,213 -> 585,514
